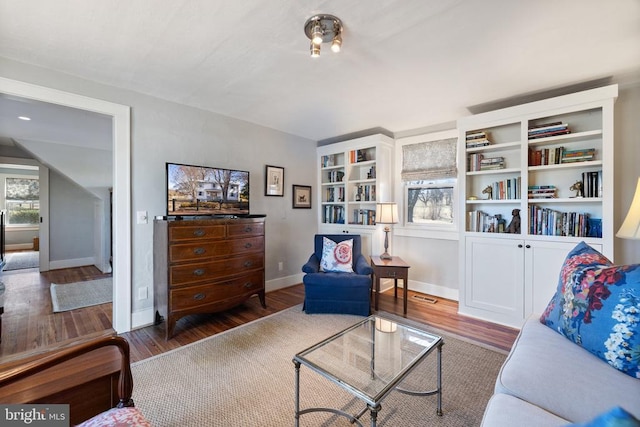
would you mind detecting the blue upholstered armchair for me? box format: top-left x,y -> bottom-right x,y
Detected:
301,234 -> 373,316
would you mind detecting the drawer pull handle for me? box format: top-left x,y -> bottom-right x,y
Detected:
389,272 -> 396,277
244,282 -> 253,289
193,247 -> 206,255
244,261 -> 253,268
193,229 -> 205,237
244,243 -> 252,249
193,293 -> 205,301
193,268 -> 206,276
244,226 -> 252,232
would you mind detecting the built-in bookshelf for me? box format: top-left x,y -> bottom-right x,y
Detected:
457,85 -> 618,328
317,134 -> 394,257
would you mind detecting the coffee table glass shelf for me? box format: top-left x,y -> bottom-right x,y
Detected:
293,315 -> 443,427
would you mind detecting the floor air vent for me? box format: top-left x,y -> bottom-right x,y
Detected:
411,294 -> 437,304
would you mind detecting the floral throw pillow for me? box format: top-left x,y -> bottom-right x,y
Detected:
319,237 -> 354,273
540,241 -> 640,378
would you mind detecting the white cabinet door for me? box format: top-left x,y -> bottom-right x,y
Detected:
525,240 -> 603,315
465,237 -> 525,324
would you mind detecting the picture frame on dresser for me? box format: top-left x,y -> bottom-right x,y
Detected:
292,185 -> 312,209
265,165 -> 284,196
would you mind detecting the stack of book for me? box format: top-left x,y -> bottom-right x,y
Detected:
561,148 -> 596,163
325,187 -> 344,203
528,147 -> 565,166
326,170 -> 344,183
354,184 -> 376,202
581,170 -> 603,197
488,177 -> 521,200
468,154 -> 506,171
528,206 -> 591,237
528,185 -> 556,199
528,122 -> 571,140
324,206 -> 345,224
351,209 -> 375,225
466,131 -> 492,148
467,210 -> 505,233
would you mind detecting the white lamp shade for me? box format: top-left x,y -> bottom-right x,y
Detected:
617,177 -> 640,240
376,203 -> 398,224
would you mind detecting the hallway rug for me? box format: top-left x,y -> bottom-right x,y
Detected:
131,306 -> 506,426
50,277 -> 112,312
3,251 -> 39,271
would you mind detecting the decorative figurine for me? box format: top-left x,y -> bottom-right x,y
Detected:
570,181 -> 584,198
482,185 -> 493,200
506,209 -> 521,234
495,214 -> 507,233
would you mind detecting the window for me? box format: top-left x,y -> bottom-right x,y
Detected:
5,178 -> 39,226
394,130 -> 459,239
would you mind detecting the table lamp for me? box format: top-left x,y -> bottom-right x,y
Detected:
376,203 -> 398,260
617,177 -> 640,239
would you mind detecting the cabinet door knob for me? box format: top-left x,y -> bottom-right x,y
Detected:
244,226 -> 252,232
244,261 -> 253,268
245,243 -> 252,249
518,244 -> 523,248
243,282 -> 253,289
193,229 -> 205,237
193,247 -> 206,255
193,268 -> 205,276
193,293 -> 205,301
525,244 -> 531,249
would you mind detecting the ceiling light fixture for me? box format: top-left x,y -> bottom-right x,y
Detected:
18,116 -> 31,121
304,14 -> 343,58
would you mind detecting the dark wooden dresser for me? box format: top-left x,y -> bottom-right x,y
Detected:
153,216 -> 266,339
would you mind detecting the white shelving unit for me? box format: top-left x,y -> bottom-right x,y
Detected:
457,85 -> 618,328
317,134 -> 394,257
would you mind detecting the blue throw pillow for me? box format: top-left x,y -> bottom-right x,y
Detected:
565,406 -> 640,427
540,241 -> 640,378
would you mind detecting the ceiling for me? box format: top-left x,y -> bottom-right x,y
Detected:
0,0 -> 639,144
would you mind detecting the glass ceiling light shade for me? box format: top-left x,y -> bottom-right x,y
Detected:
617,177 -> 640,240
304,14 -> 343,57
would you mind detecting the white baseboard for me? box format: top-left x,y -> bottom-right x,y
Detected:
6,243 -> 35,251
266,273 -> 304,292
380,278 -> 459,301
132,307 -> 156,330
49,257 -> 96,270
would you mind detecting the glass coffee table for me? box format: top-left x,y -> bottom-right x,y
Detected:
293,315 -> 443,426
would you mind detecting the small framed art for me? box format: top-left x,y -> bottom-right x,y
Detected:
292,185 -> 312,209
265,165 -> 284,196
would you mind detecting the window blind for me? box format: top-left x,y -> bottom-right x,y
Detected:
401,137 -> 457,181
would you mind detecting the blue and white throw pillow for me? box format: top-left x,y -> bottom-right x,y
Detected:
319,237 -> 354,273
540,241 -> 640,378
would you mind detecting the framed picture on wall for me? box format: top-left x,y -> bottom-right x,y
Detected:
265,165 -> 284,196
292,185 -> 312,209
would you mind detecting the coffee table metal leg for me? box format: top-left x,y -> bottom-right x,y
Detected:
294,360 -> 301,427
369,403 -> 380,427
437,344 -> 443,416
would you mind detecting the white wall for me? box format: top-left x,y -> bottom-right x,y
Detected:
49,170 -> 96,266
0,57 -> 318,322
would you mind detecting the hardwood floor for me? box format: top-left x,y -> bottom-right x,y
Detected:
0,266 -> 519,363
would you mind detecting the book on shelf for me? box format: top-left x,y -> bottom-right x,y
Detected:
581,170 -> 602,198
528,122 -> 570,140
528,205 -> 592,237
321,155 -> 336,168
467,210 -> 507,233
561,148 -> 596,163
468,154 -> 505,171
485,177 -> 521,200
529,147 -> 565,166
351,209 -> 376,226
528,185 -> 556,199
324,205 -> 345,224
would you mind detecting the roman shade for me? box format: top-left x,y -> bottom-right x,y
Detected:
401,137 -> 457,181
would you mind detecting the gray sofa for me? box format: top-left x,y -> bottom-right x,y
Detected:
481,315 -> 640,426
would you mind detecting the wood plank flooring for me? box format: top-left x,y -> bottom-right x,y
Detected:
0,266 -> 519,363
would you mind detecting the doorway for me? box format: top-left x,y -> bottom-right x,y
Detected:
0,76 -> 132,333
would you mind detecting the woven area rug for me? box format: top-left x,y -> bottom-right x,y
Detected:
132,306 -> 505,426
3,251 -> 39,271
50,278 -> 112,312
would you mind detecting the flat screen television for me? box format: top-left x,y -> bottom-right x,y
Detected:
166,162 -> 250,217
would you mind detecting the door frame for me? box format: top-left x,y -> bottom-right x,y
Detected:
0,77 -> 132,333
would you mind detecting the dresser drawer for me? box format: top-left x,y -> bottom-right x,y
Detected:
169,225 -> 226,242
228,222 -> 264,237
170,253 -> 264,286
170,236 -> 264,262
170,271 -> 264,311
376,267 -> 408,279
